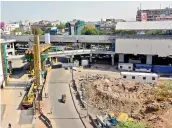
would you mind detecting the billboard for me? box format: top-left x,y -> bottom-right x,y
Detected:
141,13 -> 147,21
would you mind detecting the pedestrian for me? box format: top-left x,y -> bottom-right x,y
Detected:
45,93 -> 47,98
50,108 -> 52,114
8,123 -> 11,128
20,92 -> 22,97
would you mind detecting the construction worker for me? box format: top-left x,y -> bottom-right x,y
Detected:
20,92 -> 22,97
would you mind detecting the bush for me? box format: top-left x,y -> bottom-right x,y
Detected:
155,80 -> 172,101
117,121 -> 148,128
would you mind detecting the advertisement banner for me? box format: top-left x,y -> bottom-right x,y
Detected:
141,13 -> 147,21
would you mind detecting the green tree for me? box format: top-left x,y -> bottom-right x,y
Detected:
47,24 -> 53,27
22,31 -> 32,34
112,29 -> 136,35
81,25 -> 100,35
12,28 -> 20,33
146,30 -> 163,35
32,27 -> 45,35
56,23 -> 66,29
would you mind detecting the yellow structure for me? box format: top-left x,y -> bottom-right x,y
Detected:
33,35 -> 42,87
25,44 -> 51,54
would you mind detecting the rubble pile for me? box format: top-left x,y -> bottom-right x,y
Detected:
76,74 -> 172,128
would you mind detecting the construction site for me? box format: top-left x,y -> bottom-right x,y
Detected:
75,68 -> 172,128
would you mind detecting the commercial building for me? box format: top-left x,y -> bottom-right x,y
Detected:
4,23 -> 20,34
0,39 -> 16,87
66,20 -> 85,35
136,7 -> 172,21
99,19 -> 125,31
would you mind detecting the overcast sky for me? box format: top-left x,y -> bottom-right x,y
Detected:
1,1 -> 172,23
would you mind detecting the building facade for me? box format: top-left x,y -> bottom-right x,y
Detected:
66,20 -> 85,35
136,7 -> 172,21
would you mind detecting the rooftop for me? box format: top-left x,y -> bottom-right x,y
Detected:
116,21 -> 172,30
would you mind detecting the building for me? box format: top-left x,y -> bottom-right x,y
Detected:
99,19 -> 125,31
5,23 -> 20,33
66,20 -> 85,35
31,20 -> 51,31
136,7 -> 172,21
0,39 -> 16,87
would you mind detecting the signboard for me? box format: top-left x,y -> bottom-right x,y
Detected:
62,63 -> 73,68
141,12 -> 147,21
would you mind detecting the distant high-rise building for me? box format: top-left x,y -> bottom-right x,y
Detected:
136,7 -> 172,21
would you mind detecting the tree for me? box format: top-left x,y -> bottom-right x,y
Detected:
112,29 -> 136,35
32,27 -> 43,35
47,24 -> 53,27
12,28 -> 20,33
146,30 -> 163,35
81,25 -> 100,35
22,31 -> 32,34
56,23 -> 66,29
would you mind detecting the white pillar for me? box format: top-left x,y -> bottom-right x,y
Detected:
90,54 -> 92,63
111,54 -> 114,65
70,55 -> 74,63
119,54 -> 124,63
12,42 -> 15,55
45,33 -> 50,44
146,55 -> 152,65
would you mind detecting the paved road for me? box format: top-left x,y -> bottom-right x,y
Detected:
1,84 -> 34,128
48,68 -> 84,128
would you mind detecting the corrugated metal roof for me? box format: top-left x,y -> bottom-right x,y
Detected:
116,21 -> 172,30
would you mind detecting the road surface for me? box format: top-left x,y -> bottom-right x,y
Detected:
48,68 -> 84,128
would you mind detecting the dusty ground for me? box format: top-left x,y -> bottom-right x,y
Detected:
75,67 -> 172,128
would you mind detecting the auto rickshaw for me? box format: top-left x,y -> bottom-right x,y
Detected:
61,94 -> 66,103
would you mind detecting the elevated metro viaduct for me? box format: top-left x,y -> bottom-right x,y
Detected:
6,34 -> 172,66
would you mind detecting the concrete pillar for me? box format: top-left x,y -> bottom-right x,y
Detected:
55,58 -> 58,63
12,43 -> 15,55
70,55 -> 74,63
49,57 -> 52,62
71,26 -> 74,35
45,33 -> 50,44
111,54 -> 114,66
119,54 -> 124,63
8,61 -> 12,74
146,55 -> 152,65
90,54 -> 92,63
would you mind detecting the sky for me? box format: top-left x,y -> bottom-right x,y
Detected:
1,1 -> 172,23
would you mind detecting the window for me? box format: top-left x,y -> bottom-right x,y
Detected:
152,77 -> 155,80
123,75 -> 126,78
143,77 -> 146,80
120,66 -> 123,69
132,76 -> 135,79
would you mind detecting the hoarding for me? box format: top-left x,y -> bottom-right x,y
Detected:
141,13 -> 147,21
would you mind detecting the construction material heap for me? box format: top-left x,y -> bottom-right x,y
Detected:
76,74 -> 172,128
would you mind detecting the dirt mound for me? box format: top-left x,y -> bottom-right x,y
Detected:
76,74 -> 172,128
